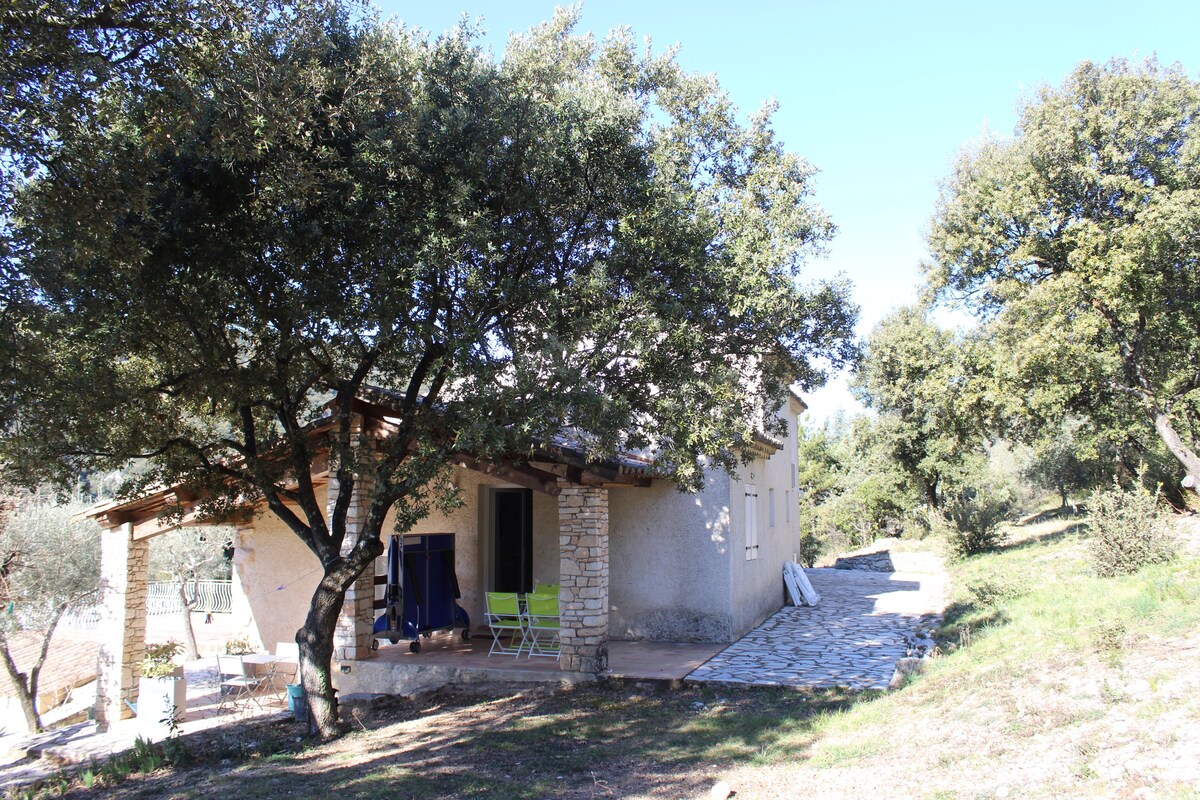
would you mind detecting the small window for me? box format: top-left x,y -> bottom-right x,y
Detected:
768,488 -> 776,528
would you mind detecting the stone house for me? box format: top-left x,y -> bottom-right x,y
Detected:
84,389 -> 805,727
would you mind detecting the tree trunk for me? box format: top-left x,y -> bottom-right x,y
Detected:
296,566 -> 358,739
176,580 -> 200,661
1152,409 -> 1200,485
0,632 -> 40,733
923,476 -> 940,511
0,606 -> 67,734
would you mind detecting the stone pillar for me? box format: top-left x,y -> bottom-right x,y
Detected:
94,522 -> 149,730
558,485 -> 609,673
332,469 -> 377,662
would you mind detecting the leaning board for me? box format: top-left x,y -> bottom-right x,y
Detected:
784,561 -> 820,607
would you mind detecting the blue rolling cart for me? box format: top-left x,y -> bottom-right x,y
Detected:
374,533 -> 471,653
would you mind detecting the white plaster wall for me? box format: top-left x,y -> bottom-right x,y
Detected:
608,472 -> 735,643
231,469 -> 563,652
233,489 -> 327,653
728,406 -> 802,637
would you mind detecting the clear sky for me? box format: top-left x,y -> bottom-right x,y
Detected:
374,0 -> 1200,422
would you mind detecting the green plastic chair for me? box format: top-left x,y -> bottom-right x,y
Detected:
523,592 -> 561,659
485,592 -> 526,656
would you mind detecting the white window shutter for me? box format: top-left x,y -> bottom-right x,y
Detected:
745,484 -> 759,560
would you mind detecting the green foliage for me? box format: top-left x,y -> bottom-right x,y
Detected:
937,485 -> 1013,558
2,2 -> 857,737
1086,482 -> 1176,577
0,496 -> 100,632
141,640 -> 182,679
927,58 -> 1200,485
795,415 -> 925,556
0,495 -> 101,732
1020,416 -> 1103,507
851,306 -> 992,510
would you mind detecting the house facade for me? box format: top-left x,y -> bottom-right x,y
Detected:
87,392 -> 804,728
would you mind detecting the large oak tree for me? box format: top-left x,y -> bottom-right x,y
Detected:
928,59 -> 1200,487
4,2 -> 856,736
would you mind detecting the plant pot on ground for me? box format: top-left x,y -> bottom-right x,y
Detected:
137,641 -> 186,735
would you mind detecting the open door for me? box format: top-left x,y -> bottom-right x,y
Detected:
492,488 -> 533,594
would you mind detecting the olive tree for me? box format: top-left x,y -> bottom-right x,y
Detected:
0,497 -> 101,733
5,2 -> 857,737
148,528 -> 231,661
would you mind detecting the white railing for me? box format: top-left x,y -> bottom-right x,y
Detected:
59,580 -> 233,632
146,580 -> 233,615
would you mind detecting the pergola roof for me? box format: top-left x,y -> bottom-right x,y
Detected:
84,384 -> 794,534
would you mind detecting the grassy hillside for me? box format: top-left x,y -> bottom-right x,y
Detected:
726,509 -> 1200,799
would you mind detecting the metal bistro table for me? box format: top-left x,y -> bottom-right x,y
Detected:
241,653 -> 286,703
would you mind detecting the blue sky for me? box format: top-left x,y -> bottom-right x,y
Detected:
376,1 -> 1200,422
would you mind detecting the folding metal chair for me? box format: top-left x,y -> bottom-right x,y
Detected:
523,592 -> 561,659
486,592 -> 526,656
216,654 -> 263,714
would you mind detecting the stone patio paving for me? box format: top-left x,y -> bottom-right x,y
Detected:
686,561 -> 947,690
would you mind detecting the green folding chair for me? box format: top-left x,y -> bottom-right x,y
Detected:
486,592 -> 526,656
523,592 -> 561,659
533,581 -> 561,598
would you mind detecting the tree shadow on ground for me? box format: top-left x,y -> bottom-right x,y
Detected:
1018,505 -> 1087,527
936,598 -> 1009,646
999,521 -> 1088,554
58,683 -> 869,800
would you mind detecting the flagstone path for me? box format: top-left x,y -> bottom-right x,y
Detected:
687,554 -> 947,690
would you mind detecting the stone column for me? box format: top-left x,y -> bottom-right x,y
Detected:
558,485 -> 609,673
332,469 -> 377,662
94,522 -> 149,730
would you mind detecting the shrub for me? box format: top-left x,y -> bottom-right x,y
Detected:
141,641 -> 182,678
224,635 -> 253,655
1087,482 -> 1176,577
938,487 -> 1011,557
796,528 -> 825,568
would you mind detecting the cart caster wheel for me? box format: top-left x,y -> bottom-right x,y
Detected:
371,639 -> 379,651
409,641 -> 421,654
388,634 -> 400,645
461,629 -> 471,641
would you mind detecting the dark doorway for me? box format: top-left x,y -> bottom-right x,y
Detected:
492,489 -> 533,593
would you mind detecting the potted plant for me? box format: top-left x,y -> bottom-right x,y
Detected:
223,635 -> 253,655
137,640 -> 186,735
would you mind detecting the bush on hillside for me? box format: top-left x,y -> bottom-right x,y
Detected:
1087,482 -> 1176,577
937,486 -> 1012,558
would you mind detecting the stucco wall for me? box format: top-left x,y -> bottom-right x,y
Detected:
231,470 -> 562,652
607,472 -> 735,643
232,490 -> 327,653
728,406 -> 802,637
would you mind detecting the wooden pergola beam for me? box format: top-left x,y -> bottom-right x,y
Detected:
452,454 -> 563,496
